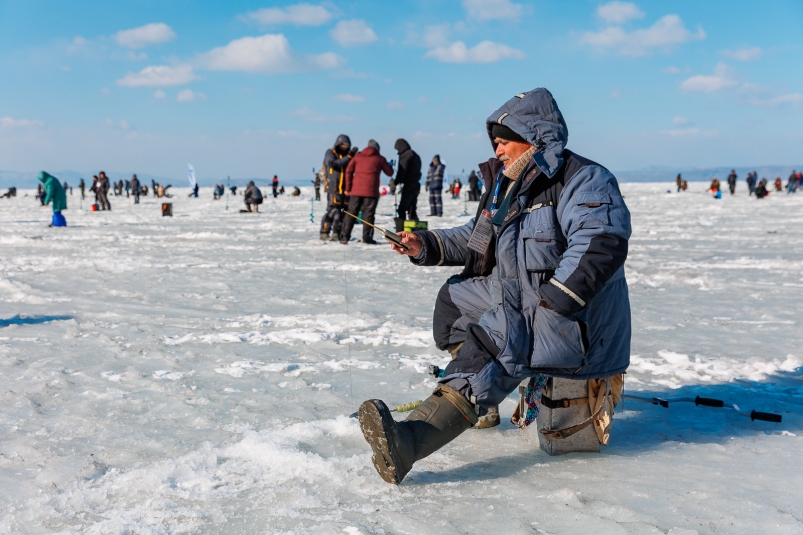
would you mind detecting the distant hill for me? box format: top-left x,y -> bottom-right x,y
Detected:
615,165 -> 803,183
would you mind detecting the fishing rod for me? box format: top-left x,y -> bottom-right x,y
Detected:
350,400 -> 422,418
623,393 -> 782,422
343,211 -> 409,250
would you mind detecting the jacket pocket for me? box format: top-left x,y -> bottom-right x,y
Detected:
575,192 -> 611,228
521,227 -> 562,271
531,305 -> 586,369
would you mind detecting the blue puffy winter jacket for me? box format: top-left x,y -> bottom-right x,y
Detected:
412,88 -> 631,403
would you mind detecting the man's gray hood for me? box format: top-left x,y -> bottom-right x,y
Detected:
486,88 -> 568,179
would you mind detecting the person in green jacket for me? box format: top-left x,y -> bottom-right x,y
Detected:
38,171 -> 67,227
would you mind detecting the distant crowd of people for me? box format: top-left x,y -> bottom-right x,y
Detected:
676,169 -> 803,199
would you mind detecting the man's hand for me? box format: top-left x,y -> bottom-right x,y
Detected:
345,190 -> 350,196
390,231 -> 423,257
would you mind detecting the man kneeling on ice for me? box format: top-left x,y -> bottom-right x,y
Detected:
358,88 -> 632,484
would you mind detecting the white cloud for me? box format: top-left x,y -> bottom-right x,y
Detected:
663,66 -> 681,74
117,64 -> 198,87
330,20 -> 378,47
387,101 -> 405,110
114,23 -> 176,49
463,0 -> 523,21
596,2 -> 644,24
672,116 -> 689,125
119,119 -> 130,129
580,14 -> 705,56
722,47 -> 762,62
680,62 -> 737,93
422,25 -> 450,48
334,94 -> 365,103
199,34 -> 343,73
749,93 -> 803,108
177,89 -> 207,102
153,89 -> 166,99
0,117 -> 44,129
245,4 -> 332,26
659,127 -> 718,138
426,41 -> 525,63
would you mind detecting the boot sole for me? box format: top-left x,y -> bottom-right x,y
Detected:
358,400 -> 404,485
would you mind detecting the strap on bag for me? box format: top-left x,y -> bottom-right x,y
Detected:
539,377 -> 612,440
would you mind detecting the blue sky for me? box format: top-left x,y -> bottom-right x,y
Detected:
1,0 -> 802,183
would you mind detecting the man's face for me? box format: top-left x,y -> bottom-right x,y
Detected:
99,172 -> 106,179
337,143 -> 350,153
494,138 -> 534,165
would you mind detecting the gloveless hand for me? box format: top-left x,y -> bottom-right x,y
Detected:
390,231 -> 422,257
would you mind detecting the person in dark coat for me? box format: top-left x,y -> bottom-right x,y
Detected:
727,170 -> 737,195
97,171 -> 111,210
427,155 -> 445,216
78,178 -> 85,200
340,139 -> 393,244
467,170 -> 481,201
755,178 -> 769,198
394,138 -> 422,221
131,174 -> 141,204
271,176 -> 279,198
244,180 -> 264,212
312,171 -> 322,201
320,134 -> 356,240
746,171 -> 757,196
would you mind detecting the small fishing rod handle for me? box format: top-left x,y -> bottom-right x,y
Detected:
694,396 -> 724,408
751,411 -> 782,423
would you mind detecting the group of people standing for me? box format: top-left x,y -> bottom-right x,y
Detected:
318,135 -> 485,244
319,135 -> 416,244
705,169 -> 803,199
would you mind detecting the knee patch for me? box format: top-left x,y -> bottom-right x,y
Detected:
443,323 -> 501,376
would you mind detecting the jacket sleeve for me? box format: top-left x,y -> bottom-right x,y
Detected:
344,156 -> 356,193
381,158 -> 393,177
538,165 -> 631,317
409,219 -> 474,267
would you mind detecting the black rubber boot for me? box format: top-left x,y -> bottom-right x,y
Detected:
358,385 -> 478,484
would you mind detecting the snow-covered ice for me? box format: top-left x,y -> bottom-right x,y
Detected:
1,184 -> 801,534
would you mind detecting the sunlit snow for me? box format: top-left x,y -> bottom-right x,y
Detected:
1,184 -> 801,534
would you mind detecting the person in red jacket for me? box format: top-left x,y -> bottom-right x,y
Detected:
340,139 -> 393,244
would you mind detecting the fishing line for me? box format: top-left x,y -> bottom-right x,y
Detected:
343,245 -> 354,414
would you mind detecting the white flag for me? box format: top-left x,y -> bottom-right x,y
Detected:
188,164 -> 196,189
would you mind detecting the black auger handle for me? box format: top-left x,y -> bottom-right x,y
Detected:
751,411 -> 782,423
695,396 -> 724,408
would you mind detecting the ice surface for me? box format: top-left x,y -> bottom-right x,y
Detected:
0,184 -> 801,534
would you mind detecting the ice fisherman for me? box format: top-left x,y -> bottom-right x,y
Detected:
727,170 -> 737,195
426,155 -> 445,217
131,174 -> 141,204
243,180 -> 264,212
468,170 -> 481,201
394,139 -> 422,221
320,134 -> 357,241
38,172 -> 68,227
357,88 -> 632,485
340,139 -> 393,245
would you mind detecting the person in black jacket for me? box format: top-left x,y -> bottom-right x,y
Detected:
394,138 -> 421,221
244,181 -> 264,212
467,170 -> 481,201
320,134 -> 356,240
131,174 -> 141,204
97,171 -> 111,210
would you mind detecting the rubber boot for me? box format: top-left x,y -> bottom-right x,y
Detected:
358,384 -> 478,485
446,342 -> 500,429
